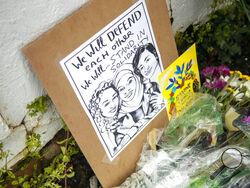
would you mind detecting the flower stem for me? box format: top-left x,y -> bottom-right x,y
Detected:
216,75 -> 236,100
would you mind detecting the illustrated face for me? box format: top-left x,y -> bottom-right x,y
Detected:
117,74 -> 136,102
137,49 -> 158,79
99,87 -> 119,118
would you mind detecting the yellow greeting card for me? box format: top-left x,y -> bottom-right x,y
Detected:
158,44 -> 200,120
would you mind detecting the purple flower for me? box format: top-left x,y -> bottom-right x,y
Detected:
217,66 -> 230,76
205,79 -> 227,89
205,80 -> 215,88
214,79 -> 227,89
201,66 -> 216,78
213,69 -> 220,79
243,116 -> 250,123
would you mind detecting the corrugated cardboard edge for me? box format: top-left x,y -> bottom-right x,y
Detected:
23,0 -> 178,187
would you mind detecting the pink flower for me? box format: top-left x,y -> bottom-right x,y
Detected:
205,79 -> 227,89
243,116 -> 250,123
201,66 -> 216,78
214,79 -> 227,89
217,66 -> 230,76
213,69 -> 220,79
205,80 -> 215,88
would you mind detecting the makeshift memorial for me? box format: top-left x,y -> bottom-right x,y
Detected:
23,0 -> 178,186
116,49 -> 250,187
116,93 -> 250,188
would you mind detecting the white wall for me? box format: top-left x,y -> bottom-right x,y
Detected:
0,0 -> 213,167
168,0 -> 214,33
0,0 -> 89,167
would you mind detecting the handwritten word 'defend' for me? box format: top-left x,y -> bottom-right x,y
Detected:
107,10 -> 141,42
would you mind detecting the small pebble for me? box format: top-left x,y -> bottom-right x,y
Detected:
89,175 -> 98,188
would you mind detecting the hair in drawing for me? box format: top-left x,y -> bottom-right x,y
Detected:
89,80 -> 120,118
132,43 -> 159,79
114,63 -> 144,114
89,80 -> 120,128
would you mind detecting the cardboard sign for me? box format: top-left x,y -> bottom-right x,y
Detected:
158,44 -> 201,120
23,0 -> 178,187
60,0 -> 165,161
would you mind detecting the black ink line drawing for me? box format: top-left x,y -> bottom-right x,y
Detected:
132,43 -> 165,115
88,43 -> 165,158
88,79 -> 138,156
133,43 -> 161,83
115,63 -> 147,123
88,80 -> 124,155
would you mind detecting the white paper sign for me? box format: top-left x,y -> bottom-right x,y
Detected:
60,0 -> 165,161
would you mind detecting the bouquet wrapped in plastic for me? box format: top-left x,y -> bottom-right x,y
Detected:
116,93 -> 250,188
158,93 -> 223,151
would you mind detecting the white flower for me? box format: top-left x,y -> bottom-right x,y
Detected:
220,75 -> 230,82
243,80 -> 250,90
246,91 -> 249,98
230,77 -> 241,88
206,78 -> 211,83
243,80 -> 250,98
235,92 -> 244,101
234,81 -> 249,101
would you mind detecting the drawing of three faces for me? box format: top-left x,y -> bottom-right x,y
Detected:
95,43 -> 161,120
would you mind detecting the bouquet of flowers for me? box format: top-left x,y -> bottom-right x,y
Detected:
116,66 -> 250,188
200,66 -> 249,113
200,66 -> 249,136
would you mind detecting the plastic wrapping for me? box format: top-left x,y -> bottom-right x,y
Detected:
117,145 -> 250,188
233,114 -> 250,139
116,93 -> 250,188
158,93 -> 223,151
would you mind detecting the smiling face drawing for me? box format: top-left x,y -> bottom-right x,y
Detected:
117,74 -> 137,102
99,87 -> 119,118
137,49 -> 158,79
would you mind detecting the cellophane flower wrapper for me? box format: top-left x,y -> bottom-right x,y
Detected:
233,114 -> 250,139
158,93 -> 224,152
116,93 -> 250,188
117,146 -> 249,188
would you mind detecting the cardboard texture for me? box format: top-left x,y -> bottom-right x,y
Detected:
23,0 -> 178,187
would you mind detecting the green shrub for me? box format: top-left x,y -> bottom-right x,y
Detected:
175,0 -> 250,74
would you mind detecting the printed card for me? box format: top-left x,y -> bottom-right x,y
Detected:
60,0 -> 165,161
158,44 -> 201,120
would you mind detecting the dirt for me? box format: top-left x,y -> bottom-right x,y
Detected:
64,151 -> 96,188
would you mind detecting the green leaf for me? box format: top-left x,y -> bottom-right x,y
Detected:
61,146 -> 66,155
21,162 -> 28,171
18,176 -> 25,183
33,163 -> 37,170
7,171 -> 15,179
67,171 -> 75,178
44,166 -> 53,174
12,180 -> 19,185
38,174 -> 43,180
57,137 -> 72,145
23,181 -> 30,188
63,155 -> 70,163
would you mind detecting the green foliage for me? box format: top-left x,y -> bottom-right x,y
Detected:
0,144 -> 15,187
25,133 -> 42,158
176,0 -> 250,74
0,130 -> 79,188
1,96 -> 80,188
26,95 -> 50,117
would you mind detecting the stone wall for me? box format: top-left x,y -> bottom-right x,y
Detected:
0,0 -> 214,168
